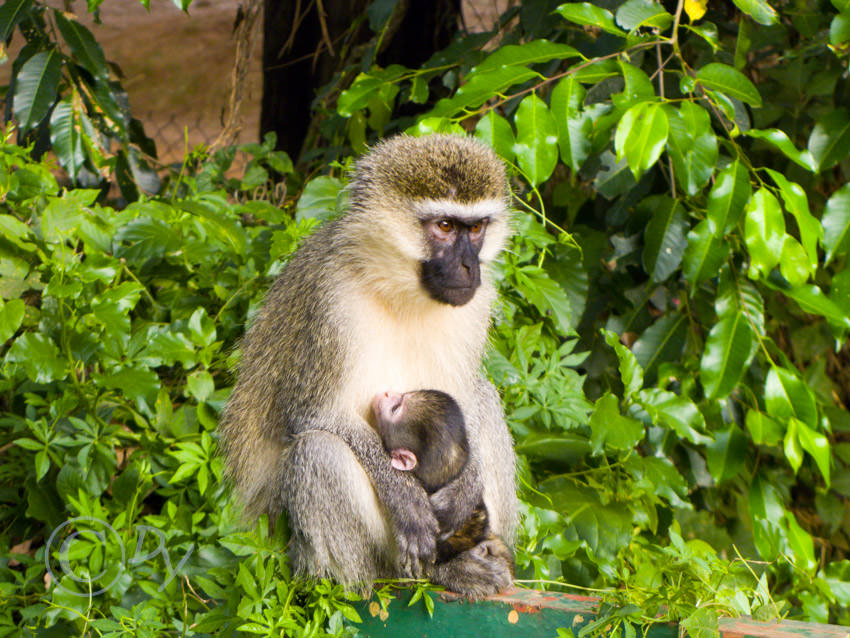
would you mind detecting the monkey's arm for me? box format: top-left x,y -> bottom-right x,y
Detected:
311,415 -> 440,574
429,460 -> 483,538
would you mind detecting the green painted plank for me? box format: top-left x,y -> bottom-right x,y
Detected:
355,589 -> 676,637
353,589 -> 850,638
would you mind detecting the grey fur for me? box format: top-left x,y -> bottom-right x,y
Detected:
219,134 -> 517,594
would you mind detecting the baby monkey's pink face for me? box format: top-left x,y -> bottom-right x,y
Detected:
371,391 -> 417,472
371,391 -> 406,427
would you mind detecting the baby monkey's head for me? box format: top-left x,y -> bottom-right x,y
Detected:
371,390 -> 469,493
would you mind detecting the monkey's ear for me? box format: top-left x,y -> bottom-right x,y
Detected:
390,449 -> 417,472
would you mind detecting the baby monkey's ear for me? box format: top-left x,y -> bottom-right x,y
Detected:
390,449 -> 417,471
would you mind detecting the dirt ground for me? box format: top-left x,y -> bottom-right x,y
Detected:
1,0 -> 261,164
3,1 -> 508,165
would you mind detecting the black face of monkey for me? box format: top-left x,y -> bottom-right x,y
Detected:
420,217 -> 488,306
372,389 -> 469,493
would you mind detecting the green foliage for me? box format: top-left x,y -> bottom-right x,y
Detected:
3,0 -> 850,635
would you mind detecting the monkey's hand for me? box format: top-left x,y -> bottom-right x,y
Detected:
429,462 -> 483,538
429,538 -> 514,600
387,481 -> 439,577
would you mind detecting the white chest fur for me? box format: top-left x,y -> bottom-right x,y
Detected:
337,283 -> 493,422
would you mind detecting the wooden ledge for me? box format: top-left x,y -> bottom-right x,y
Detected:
354,588 -> 850,637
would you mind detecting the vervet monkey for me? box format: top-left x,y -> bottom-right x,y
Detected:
220,134 -> 517,596
372,389 -> 514,591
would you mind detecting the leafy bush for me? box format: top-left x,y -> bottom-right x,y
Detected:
2,0 -> 850,636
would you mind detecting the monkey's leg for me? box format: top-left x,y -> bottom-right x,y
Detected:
280,430 -> 395,588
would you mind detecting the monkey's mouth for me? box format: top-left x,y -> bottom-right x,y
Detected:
429,284 -> 478,307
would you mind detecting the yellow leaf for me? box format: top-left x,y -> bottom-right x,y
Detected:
685,0 -> 707,21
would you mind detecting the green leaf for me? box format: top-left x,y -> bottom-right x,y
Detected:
54,11 -> 108,79
5,332 -> 67,383
295,176 -> 343,222
765,169 -> 821,272
808,109 -> 850,171
0,214 -> 33,252
831,11 -> 850,46
641,196 -> 687,282
749,475 -> 783,559
514,265 -> 574,334
706,160 -> 751,234
50,98 -> 84,182
784,418 -> 805,473
188,307 -> 217,347
700,314 -> 756,399
594,151 -> 637,199
569,58 -> 620,84
0,0 -> 33,41
187,370 -> 215,403
831,268 -> 850,316
513,93 -> 559,187
683,219 -> 731,286
705,425 -> 748,483
794,418 -> 831,486
746,129 -> 816,172
822,184 -> 850,264
337,66 -> 406,117
779,237 -> 811,287
696,63 -> 762,107
784,510 -> 816,571
665,102 -> 718,196
14,438 -> 43,451
615,102 -> 668,180
13,49 -> 63,133
631,313 -> 687,383
602,329 -> 643,397
0,298 -> 25,343
474,111 -> 515,163
764,276 -> 850,330
474,39 -> 580,73
765,366 -> 817,429
730,0 -> 778,24
429,67 -> 538,118
550,76 -> 591,173
746,410 -> 783,446
615,0 -> 674,31
716,268 -> 764,333
744,188 -> 785,278
589,393 -> 644,453
366,0 -> 395,30
638,389 -> 710,444
35,449 -> 50,481
680,608 -> 719,638
515,433 -> 591,465
618,62 -> 655,102
409,117 -> 465,137
95,366 -> 160,406
554,3 -> 625,36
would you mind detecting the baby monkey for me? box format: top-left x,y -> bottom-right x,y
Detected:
371,390 -> 514,575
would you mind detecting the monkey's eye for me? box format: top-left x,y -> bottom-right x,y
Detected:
437,219 -> 454,233
468,220 -> 487,238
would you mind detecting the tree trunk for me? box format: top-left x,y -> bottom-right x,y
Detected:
260,0 -> 461,162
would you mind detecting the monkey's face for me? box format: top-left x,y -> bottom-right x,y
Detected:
420,216 -> 486,306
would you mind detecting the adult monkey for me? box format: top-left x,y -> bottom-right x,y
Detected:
220,134 -> 517,595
